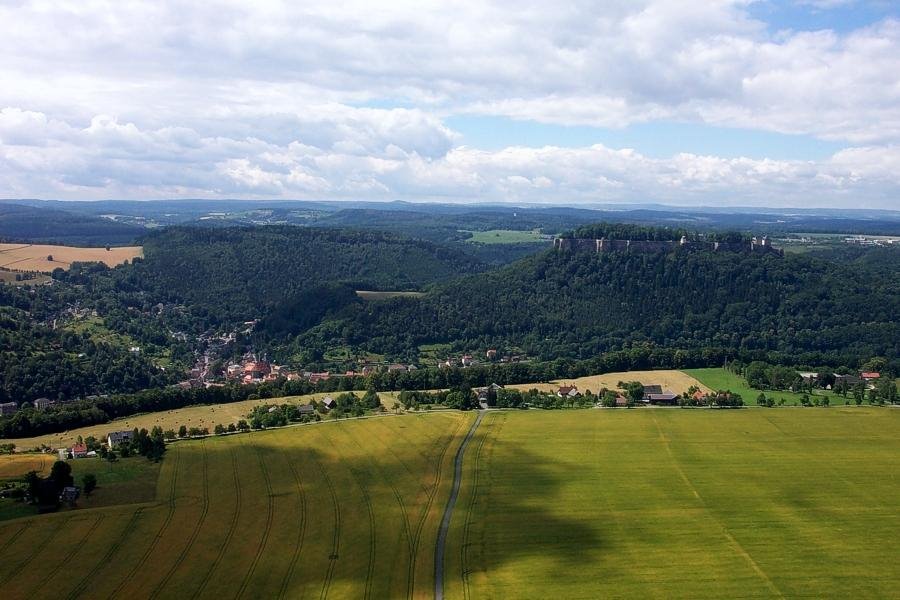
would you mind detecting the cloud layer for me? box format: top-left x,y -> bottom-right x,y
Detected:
0,0 -> 899,207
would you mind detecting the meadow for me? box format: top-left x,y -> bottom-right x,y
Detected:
686,367 -> 842,406
0,243 -> 142,272
465,229 -> 547,244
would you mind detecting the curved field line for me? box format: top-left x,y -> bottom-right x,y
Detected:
107,447 -> 181,599
434,411 -> 484,600
66,508 -> 146,600
0,521 -> 31,556
149,442 -> 209,599
0,516 -> 71,586
33,515 -> 105,597
278,456 -> 309,600
236,446 -> 276,600
346,463 -> 377,600
312,451 -> 341,600
194,446 -> 242,596
461,413 -> 502,600
333,425 -> 407,598
405,415 -> 466,600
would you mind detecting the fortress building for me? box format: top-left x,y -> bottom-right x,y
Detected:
553,235 -> 782,256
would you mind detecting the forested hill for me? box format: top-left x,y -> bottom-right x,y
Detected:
301,243 -> 900,367
0,202 -> 144,246
57,226 -> 483,327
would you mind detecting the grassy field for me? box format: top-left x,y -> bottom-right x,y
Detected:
686,367 -> 842,406
508,369 -> 712,396
447,408 -> 900,598
0,411 -> 472,599
0,269 -> 51,285
465,229 -> 547,244
0,243 -> 142,272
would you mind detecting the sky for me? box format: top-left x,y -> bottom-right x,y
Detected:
0,0 -> 899,209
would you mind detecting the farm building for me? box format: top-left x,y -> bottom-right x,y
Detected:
321,397 -> 336,411
71,442 -> 88,458
557,385 -> 581,398
641,385 -> 663,401
34,397 -> 54,410
107,430 -> 134,448
646,392 -> 680,406
297,404 -> 315,416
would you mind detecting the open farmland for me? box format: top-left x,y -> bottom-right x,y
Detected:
508,369 -> 712,396
0,411 -> 472,599
0,243 -> 143,272
1,391 -> 404,449
686,367 -> 841,406
0,409 -> 898,597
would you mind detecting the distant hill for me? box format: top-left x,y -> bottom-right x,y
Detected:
0,202 -> 144,246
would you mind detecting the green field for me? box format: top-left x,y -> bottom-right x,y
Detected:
686,367 -> 842,406
465,229 -> 547,244
1,409 -> 899,598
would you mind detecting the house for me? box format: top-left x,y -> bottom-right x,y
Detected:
320,396 -> 336,411
107,430 -> 134,448
461,355 -> 474,367
0,402 -> 17,416
485,349 -> 498,360
646,391 -> 680,406
557,385 -> 580,398
308,372 -> 331,384
242,361 -> 271,382
834,374 -> 862,387
615,394 -> 629,407
387,364 -> 407,373
861,372 -> 881,381
226,364 -> 243,379
692,390 -> 707,403
641,385 -> 663,402
71,442 -> 88,458
798,372 -> 819,383
34,397 -> 54,410
298,404 -> 316,416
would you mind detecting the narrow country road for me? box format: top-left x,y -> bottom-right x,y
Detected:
434,410 -> 485,600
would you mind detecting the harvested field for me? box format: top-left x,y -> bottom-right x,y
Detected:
0,453 -> 57,478
0,243 -> 142,272
507,369 -> 712,396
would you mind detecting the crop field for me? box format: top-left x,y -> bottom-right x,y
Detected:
0,392 -> 402,449
0,411 -> 473,599
0,453 -> 56,478
0,243 -> 143,272
445,408 -> 900,598
508,369 -> 712,396
2,408 -> 899,598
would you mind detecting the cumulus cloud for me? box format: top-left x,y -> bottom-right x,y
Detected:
0,0 -> 899,207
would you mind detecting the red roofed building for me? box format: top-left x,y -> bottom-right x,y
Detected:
557,385 -> 580,398
243,361 -> 271,382
71,442 -> 88,458
861,372 -> 881,380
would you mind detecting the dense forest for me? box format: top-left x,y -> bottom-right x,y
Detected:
0,203 -> 143,246
294,241 -> 900,368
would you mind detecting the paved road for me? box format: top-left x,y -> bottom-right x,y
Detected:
434,410 -> 485,600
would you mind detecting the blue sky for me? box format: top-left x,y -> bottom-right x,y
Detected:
0,0 -> 899,208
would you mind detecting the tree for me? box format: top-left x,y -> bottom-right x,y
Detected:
50,460 -> 74,489
82,473 -> 97,496
214,424 -> 226,435
757,393 -> 767,407
601,390 -> 617,408
178,425 -> 188,438
620,381 -> 644,404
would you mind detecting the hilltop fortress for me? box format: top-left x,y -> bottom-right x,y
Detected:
554,235 -> 783,256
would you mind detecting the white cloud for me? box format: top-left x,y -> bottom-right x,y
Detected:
0,1 -> 898,206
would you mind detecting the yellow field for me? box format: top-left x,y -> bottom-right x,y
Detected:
0,243 -> 143,272
0,411 -> 472,599
508,369 -> 712,396
0,453 -> 57,478
3,391 -> 403,449
0,269 -> 52,285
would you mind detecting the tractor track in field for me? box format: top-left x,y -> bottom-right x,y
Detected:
278,456 -> 309,600
0,516 -> 71,586
0,521 -> 30,556
461,413 -> 498,600
195,447 -> 242,597
434,411 -> 485,600
237,445 -> 276,600
150,443 -> 209,600
35,515 -> 105,596
108,447 -> 181,599
314,452 -> 341,600
407,416 -> 465,600
66,508 -> 145,600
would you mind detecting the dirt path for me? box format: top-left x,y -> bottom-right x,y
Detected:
434,410 -> 484,600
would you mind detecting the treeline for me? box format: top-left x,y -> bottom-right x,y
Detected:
567,223 -> 749,242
